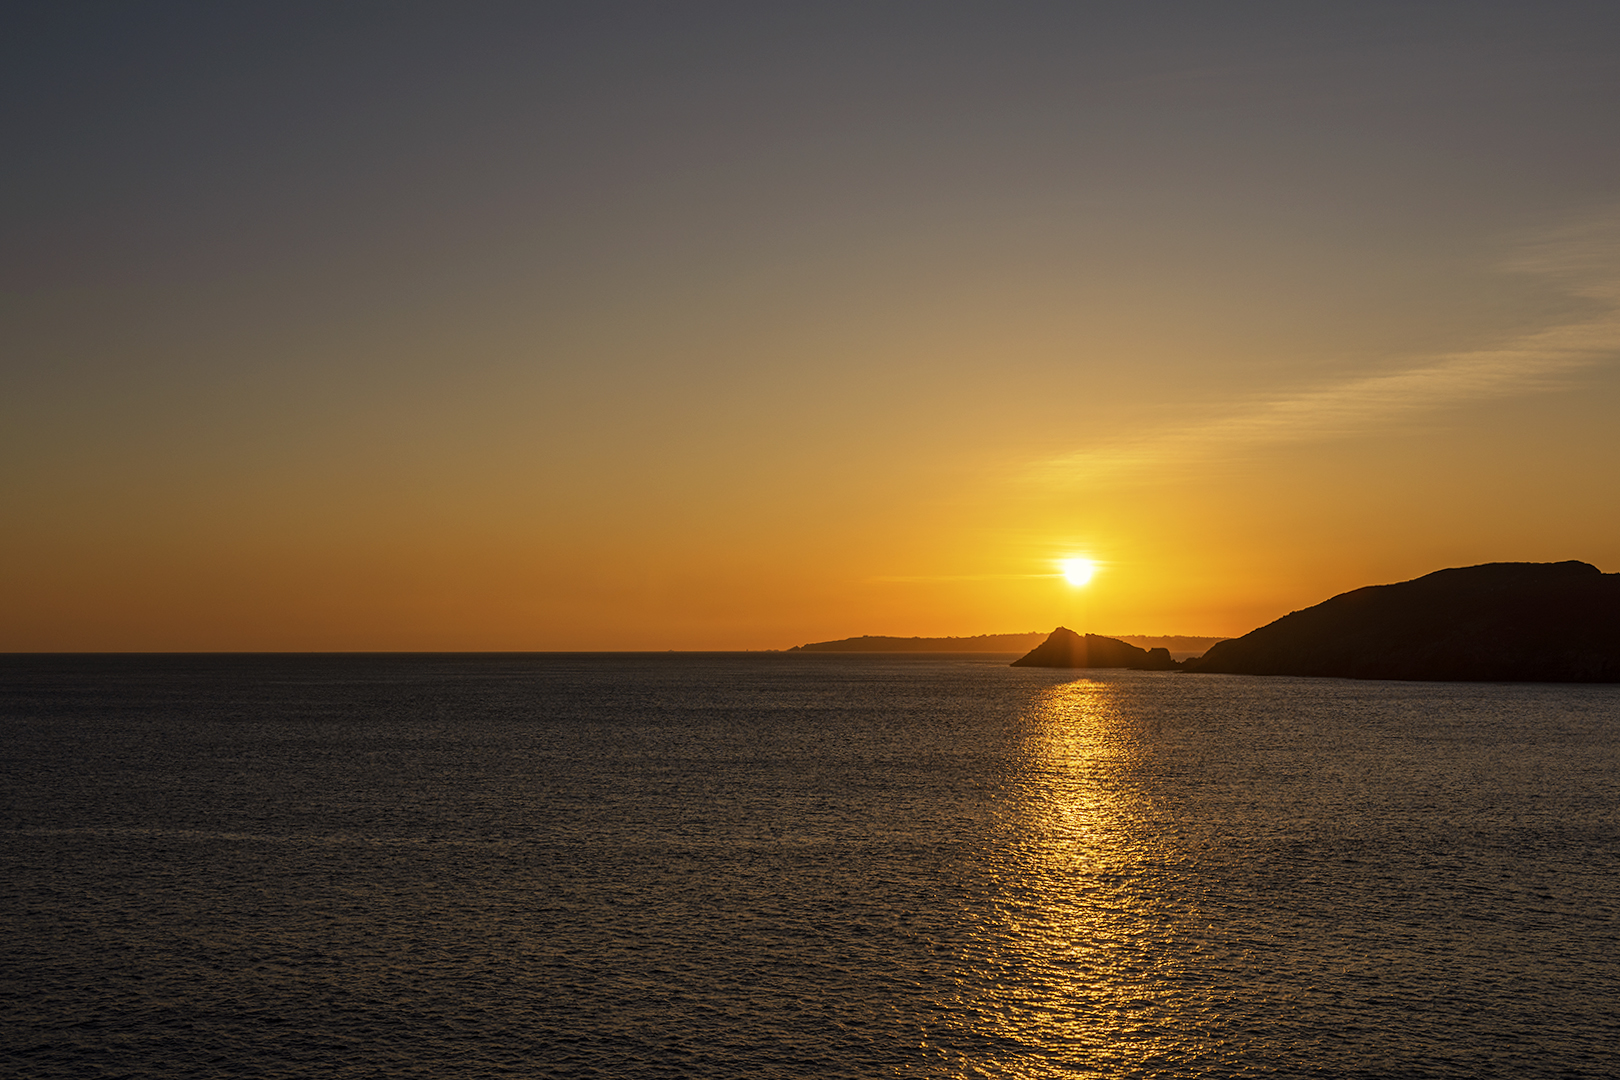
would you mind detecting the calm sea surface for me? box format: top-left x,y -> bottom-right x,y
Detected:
2,653 -> 1617,1078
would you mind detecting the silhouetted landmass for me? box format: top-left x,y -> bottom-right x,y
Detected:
1010,628 -> 1178,670
1118,635 -> 1228,660
791,632 -> 1225,656
790,633 -> 1047,653
1183,561 -> 1620,682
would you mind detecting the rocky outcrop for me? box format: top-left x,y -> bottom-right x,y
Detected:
1010,628 -> 1179,669
1183,561 -> 1620,682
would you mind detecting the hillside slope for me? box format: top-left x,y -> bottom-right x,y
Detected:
1184,561 -> 1620,682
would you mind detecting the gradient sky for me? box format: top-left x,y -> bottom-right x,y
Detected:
5,2 -> 1620,650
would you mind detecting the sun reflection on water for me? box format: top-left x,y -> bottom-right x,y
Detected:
945,676 -> 1215,1076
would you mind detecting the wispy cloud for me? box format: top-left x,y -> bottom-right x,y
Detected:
1034,213 -> 1620,484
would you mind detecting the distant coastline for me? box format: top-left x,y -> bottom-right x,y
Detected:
789,633 -> 1046,653
791,633 -> 1227,659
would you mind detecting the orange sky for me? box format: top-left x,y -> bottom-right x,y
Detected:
4,5 -> 1620,650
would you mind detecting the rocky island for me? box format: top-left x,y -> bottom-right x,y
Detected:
1010,629 -> 1178,669
1183,560 -> 1620,682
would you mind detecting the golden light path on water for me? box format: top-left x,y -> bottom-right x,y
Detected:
947,676 -> 1269,1076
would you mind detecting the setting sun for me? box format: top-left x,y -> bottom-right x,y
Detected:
1062,558 -> 1096,586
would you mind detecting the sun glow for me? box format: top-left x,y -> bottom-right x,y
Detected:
1061,558 -> 1096,586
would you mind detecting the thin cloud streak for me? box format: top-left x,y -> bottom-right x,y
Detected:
1036,216 -> 1620,484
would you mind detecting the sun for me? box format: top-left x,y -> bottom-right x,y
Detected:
1061,558 -> 1095,586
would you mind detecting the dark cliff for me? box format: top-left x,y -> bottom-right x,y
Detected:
1011,628 -> 1178,670
1183,561 -> 1620,682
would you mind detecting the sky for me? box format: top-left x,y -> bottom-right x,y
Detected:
4,1 -> 1620,651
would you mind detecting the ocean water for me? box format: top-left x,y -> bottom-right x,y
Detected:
2,653 -> 1617,1078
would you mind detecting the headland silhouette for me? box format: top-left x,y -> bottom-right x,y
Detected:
1182,560 -> 1620,682
1006,561 -> 1620,682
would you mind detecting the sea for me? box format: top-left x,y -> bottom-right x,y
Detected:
2,652 -> 1617,1078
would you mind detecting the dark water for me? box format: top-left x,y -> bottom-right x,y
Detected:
2,653 -> 1617,1078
